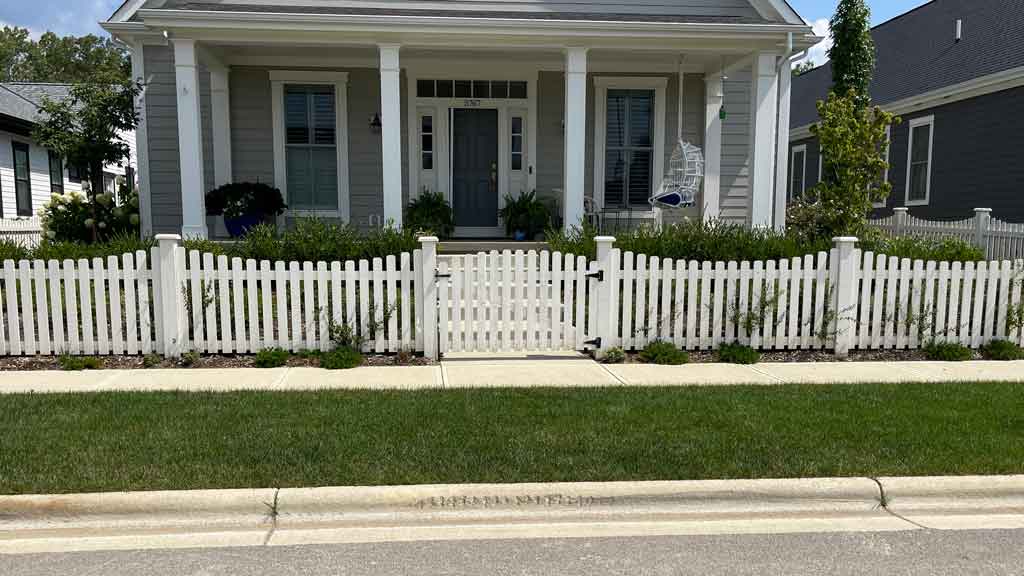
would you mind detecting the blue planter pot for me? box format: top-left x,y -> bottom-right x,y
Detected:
224,214 -> 264,238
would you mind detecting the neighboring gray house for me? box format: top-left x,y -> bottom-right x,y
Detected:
789,0 -> 1024,221
104,0 -> 817,239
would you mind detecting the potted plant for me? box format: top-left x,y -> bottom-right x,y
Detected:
499,191 -> 551,241
205,182 -> 286,238
405,189 -> 455,238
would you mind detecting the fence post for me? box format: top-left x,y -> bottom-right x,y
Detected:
156,234 -> 184,358
893,207 -> 908,236
832,237 -> 859,359
419,236 -> 439,360
974,208 -> 992,257
594,236 -> 618,356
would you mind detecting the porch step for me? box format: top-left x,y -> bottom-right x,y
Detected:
438,241 -> 549,255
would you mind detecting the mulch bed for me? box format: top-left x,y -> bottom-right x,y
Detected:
607,348 -> 945,365
0,352 -> 434,372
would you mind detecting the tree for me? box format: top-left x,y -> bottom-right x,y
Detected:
32,75 -> 141,241
787,90 -> 898,241
0,26 -> 128,83
793,60 -> 817,76
827,0 -> 875,105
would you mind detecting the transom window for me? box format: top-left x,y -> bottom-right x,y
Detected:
604,89 -> 654,209
905,116 -> 934,206
285,85 -> 338,212
416,79 -> 527,99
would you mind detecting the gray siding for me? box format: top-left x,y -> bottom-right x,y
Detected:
536,71 -> 565,206
720,66 -> 752,225
229,68 -> 274,185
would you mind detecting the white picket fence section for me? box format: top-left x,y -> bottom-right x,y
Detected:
0,217 -> 44,248
869,207 -> 1024,260
1,234 -> 1022,359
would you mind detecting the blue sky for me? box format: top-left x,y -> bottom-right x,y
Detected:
2,0 -> 931,66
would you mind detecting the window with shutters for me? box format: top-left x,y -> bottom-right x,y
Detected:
285,85 -> 338,212
604,89 -> 655,209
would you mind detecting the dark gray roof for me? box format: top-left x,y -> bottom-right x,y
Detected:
153,1 -> 778,24
0,83 -> 73,124
791,0 -> 1024,128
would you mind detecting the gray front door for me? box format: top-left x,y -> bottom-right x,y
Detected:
452,108 -> 499,229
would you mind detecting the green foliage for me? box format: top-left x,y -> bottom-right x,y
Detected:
715,342 -> 761,365
601,347 -> 626,364
205,182 -> 286,220
793,61 -> 817,76
828,0 -> 875,106
142,354 -> 162,369
860,232 -> 984,262
923,341 -> 974,362
499,191 -> 551,239
545,222 -> 599,258
59,355 -> 102,371
40,186 -> 140,243
980,340 -> 1024,361
405,190 -> 455,238
0,238 -> 30,262
329,322 -> 365,351
182,237 -> 227,257
789,91 -> 898,242
638,341 -> 690,365
320,346 -> 364,370
0,27 -> 128,83
254,348 -> 291,368
180,351 -> 201,368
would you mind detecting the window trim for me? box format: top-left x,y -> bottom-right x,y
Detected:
270,70 -> 350,221
48,150 -> 64,195
789,144 -> 807,200
592,76 -> 667,212
12,141 -> 32,217
904,115 -> 935,207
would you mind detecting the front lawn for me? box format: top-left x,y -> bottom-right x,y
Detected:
2,383 -> 1022,494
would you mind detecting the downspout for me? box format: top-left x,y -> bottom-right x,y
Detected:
773,32 -> 805,229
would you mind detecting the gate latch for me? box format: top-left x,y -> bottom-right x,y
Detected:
585,270 -> 604,282
583,337 -> 602,349
435,269 -> 451,279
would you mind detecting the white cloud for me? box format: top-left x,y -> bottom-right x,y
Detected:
793,18 -> 833,70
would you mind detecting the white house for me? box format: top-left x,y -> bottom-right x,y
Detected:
103,0 -> 817,239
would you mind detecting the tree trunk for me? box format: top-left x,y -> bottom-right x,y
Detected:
89,160 -> 104,243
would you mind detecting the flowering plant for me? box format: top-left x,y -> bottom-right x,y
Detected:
40,179 -> 140,243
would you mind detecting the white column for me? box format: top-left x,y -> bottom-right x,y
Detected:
563,47 -> 588,231
703,73 -> 723,222
379,44 -> 403,229
750,51 -> 780,228
172,39 -> 207,239
773,59 -> 792,231
210,64 -> 232,187
130,41 -> 153,237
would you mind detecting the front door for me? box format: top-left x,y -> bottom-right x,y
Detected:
452,108 -> 499,234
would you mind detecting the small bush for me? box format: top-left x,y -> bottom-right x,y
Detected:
715,342 -> 761,365
601,347 -> 626,364
980,340 -> 1024,361
320,346 -> 364,370
180,350 -> 200,367
395,348 -> 416,365
254,347 -> 290,368
861,232 -> 984,262
405,191 -> 455,238
205,182 -> 286,220
40,187 -> 140,243
638,341 -> 690,365
59,355 -> 102,371
923,341 -> 974,362
142,354 -> 162,369
0,238 -> 30,262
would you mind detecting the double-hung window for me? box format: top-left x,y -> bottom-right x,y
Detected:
48,151 -> 64,195
905,116 -> 934,206
790,145 -> 807,200
12,142 -> 32,216
604,89 -> 655,209
285,85 -> 339,212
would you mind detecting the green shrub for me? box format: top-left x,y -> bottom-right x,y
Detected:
923,341 -> 974,362
230,223 -> 283,262
405,190 -> 455,238
638,341 -> 689,365
254,347 -> 291,368
40,187 -> 140,243
0,238 -> 30,262
320,346 -> 364,370
861,232 -> 984,262
601,347 -> 626,364
205,182 -> 286,220
715,342 -> 761,365
182,237 -> 227,257
500,191 -> 551,239
59,355 -> 102,371
980,340 -> 1024,361
33,233 -> 156,262
142,354 -> 162,369
180,350 -> 200,367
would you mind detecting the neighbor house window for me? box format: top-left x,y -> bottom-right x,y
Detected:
905,116 -> 934,206
67,163 -> 81,183
285,85 -> 338,212
48,151 -> 64,194
790,145 -> 807,200
421,115 -> 433,170
604,89 -> 655,209
511,116 -> 523,171
12,142 -> 32,216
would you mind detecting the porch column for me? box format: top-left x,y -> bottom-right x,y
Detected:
563,47 -> 588,231
210,64 -> 232,187
130,40 -> 153,237
773,58 -> 792,231
703,72 -> 723,222
750,51 -> 780,228
379,44 -> 403,229
172,38 -> 207,238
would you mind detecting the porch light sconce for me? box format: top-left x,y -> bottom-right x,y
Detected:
370,113 -> 382,134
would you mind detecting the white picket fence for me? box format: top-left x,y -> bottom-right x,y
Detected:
869,207 -> 1024,260
0,234 -> 1022,359
0,217 -> 44,248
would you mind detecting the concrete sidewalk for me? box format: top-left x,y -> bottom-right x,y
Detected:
1,355 -> 1023,394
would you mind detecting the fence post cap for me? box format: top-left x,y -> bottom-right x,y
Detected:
154,234 -> 182,242
974,207 -> 993,214
832,236 -> 859,244
417,236 -> 439,243
893,207 -> 909,213
594,236 -> 617,243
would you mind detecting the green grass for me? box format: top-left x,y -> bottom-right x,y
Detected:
2,383 -> 1023,495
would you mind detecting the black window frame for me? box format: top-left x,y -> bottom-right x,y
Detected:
603,89 -> 655,210
12,141 -> 32,217
48,150 -> 64,195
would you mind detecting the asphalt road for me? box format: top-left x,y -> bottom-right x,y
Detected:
4,529 -> 1023,576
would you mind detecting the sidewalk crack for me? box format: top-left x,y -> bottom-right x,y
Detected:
598,363 -> 628,386
747,365 -> 785,383
869,477 -> 931,530
262,488 -> 280,546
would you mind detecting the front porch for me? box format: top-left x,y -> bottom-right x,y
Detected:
130,29 -> 800,239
